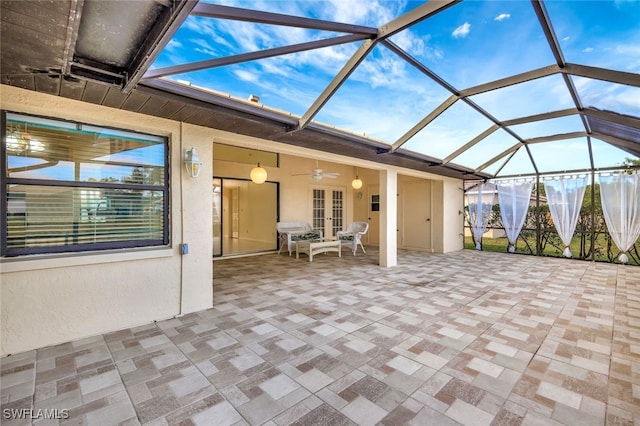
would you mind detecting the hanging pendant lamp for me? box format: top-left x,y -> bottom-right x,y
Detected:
250,162 -> 267,184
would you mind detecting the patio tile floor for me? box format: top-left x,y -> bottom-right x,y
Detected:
2,249 -> 639,425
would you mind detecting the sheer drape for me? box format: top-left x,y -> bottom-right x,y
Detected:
466,183 -> 496,250
497,180 -> 533,253
599,171 -> 640,263
544,176 -> 588,258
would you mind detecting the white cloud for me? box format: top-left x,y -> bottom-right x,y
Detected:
494,13 -> 511,21
184,17 -> 234,50
191,39 -> 217,57
327,0 -> 398,27
317,93 -> 431,143
562,36 -> 570,42
358,56 -> 408,89
582,47 -> 594,53
600,88 -> 640,113
452,22 -> 471,38
165,39 -> 183,52
233,69 -> 258,83
392,30 -> 425,52
614,42 -> 640,72
153,39 -> 189,69
572,76 -> 640,115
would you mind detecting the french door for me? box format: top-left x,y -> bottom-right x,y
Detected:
311,186 -> 344,239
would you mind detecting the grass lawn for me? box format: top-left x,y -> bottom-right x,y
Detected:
464,233 -> 640,266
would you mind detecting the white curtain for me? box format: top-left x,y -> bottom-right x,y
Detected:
599,171 -> 640,264
466,183 -> 496,250
544,176 -> 588,258
497,180 -> 533,253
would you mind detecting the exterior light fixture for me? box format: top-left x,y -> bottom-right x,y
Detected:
184,147 -> 202,178
250,163 -> 267,184
352,176 -> 363,189
351,167 -> 363,189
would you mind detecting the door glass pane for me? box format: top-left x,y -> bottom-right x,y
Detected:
332,190 -> 343,238
313,189 -> 325,234
371,195 -> 380,212
213,178 -> 222,257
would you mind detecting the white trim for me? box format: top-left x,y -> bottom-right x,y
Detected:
0,247 -> 173,273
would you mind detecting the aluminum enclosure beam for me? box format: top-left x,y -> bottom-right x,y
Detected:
582,108 -> 640,128
531,0 -> 592,142
62,0 -> 84,76
390,95 -> 458,152
459,65 -> 560,98
122,0 -> 198,93
377,0 -> 460,40
382,40 -> 459,95
592,132 -> 640,157
296,0 -> 459,131
525,131 -> 588,145
442,125 -> 500,164
563,63 -> 640,87
476,144 -> 521,173
502,108 -> 578,126
385,39 -> 535,164
143,34 -> 367,79
192,3 -> 378,35
296,39 -> 376,130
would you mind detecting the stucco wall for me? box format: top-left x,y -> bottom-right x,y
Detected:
1,84 -> 465,356
442,179 -> 466,253
0,86 -> 213,356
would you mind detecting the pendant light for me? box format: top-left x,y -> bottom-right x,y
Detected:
250,162 -> 267,184
351,167 -> 363,189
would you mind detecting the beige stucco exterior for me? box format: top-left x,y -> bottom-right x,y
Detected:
1,84 -> 464,356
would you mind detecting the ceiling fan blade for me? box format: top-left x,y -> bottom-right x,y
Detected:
292,167 -> 339,179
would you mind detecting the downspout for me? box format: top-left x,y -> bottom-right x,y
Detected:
178,121 -> 185,317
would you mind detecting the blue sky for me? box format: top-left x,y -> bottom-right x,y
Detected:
151,0 -> 640,176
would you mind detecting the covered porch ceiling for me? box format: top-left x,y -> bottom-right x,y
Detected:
1,0 -> 638,180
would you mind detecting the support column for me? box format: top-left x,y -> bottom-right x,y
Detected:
379,169 -> 397,267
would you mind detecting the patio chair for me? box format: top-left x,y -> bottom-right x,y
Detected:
276,221 -> 322,256
337,221 -> 369,255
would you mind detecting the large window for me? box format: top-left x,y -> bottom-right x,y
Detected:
1,111 -> 169,256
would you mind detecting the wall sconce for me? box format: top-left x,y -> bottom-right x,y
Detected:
351,167 -> 363,189
184,147 -> 202,178
250,162 -> 267,184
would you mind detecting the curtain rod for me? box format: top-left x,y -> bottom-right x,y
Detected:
492,164 -> 640,180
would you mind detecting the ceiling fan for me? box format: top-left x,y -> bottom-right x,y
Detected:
292,160 -> 340,181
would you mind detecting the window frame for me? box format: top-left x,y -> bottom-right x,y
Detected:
1,110 -> 170,257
